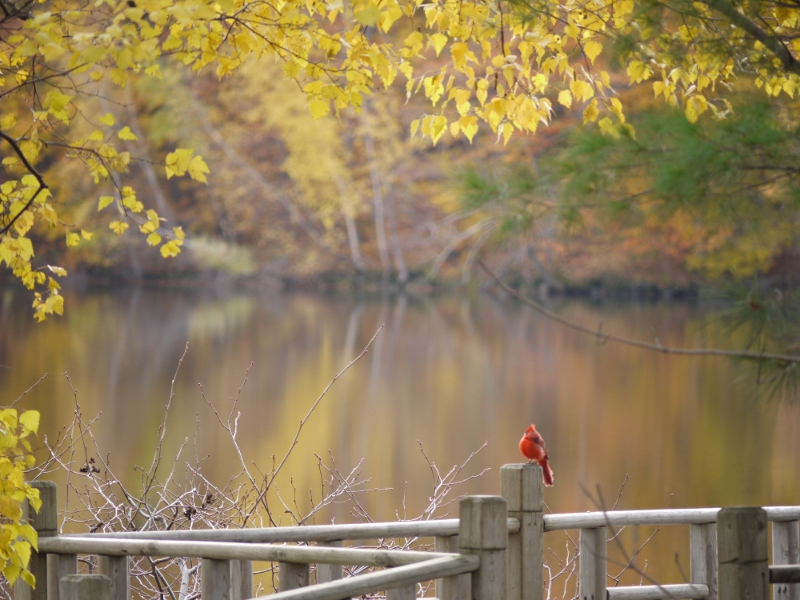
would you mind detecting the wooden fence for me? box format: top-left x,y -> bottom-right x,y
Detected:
12,464 -> 800,600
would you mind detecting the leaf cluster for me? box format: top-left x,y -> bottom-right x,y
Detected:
0,408 -> 40,587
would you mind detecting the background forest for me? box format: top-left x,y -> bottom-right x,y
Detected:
5,56 -> 800,295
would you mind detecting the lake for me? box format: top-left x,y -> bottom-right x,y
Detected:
2,286 -> 798,591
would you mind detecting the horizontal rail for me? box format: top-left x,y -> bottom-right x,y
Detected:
259,554 -> 480,600
544,506 -> 800,531
607,584 -> 709,599
37,538 -> 457,566
65,518 -> 520,543
771,565 -> 800,584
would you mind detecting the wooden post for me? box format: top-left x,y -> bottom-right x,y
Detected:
773,520 -> 800,600
579,527 -> 606,600
14,481 -> 58,600
386,583 -> 416,599
501,463 -> 544,600
718,507 -> 768,600
279,562 -> 309,591
459,496 -> 507,600
47,555 -> 78,600
58,575 -> 111,600
98,556 -> 129,600
229,560 -> 252,600
316,541 -> 342,584
435,535 -> 469,600
690,523 -> 717,600
201,558 -> 231,600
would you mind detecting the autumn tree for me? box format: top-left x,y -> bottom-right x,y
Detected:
4,0 -> 800,316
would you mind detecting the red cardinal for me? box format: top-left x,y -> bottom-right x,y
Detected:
519,424 -> 554,487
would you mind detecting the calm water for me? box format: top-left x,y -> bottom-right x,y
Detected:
1,287 -> 799,589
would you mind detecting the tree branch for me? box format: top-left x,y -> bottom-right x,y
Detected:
477,259 -> 800,364
702,0 -> 800,75
0,130 -> 49,235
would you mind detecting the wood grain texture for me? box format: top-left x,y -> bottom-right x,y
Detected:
58,576 -> 111,600
690,522 -> 717,600
718,507 -> 768,600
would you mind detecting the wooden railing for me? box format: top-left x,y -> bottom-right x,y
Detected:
12,465 -> 800,600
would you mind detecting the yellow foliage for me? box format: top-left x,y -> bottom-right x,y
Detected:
0,408 -> 41,584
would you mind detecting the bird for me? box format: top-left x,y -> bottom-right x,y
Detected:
519,424 -> 554,487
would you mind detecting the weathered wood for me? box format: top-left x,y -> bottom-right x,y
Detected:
78,519 -> 519,543
14,481 -> 58,600
690,522 -> 717,600
262,555 -> 478,600
38,537 -> 453,566
773,521 -> 800,600
98,556 -> 129,600
501,463 -> 544,600
315,541 -> 342,584
47,554 -> 77,600
435,536 -> 469,600
386,583 -> 416,599
279,562 -> 309,591
229,560 -> 252,600
579,527 -> 606,600
718,507 -> 769,600
201,558 -> 231,600
58,575 -> 111,600
772,566 -> 800,584
459,496 -> 507,600
542,507 -> 800,531
606,583 -> 709,599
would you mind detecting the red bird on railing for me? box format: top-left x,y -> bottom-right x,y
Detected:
519,424 -> 554,487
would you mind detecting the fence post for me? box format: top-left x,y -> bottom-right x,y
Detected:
98,556 -> 129,600
501,463 -> 544,600
690,523 -> 718,600
773,520 -> 800,600
459,495 -> 507,600
316,541 -> 342,584
579,527 -> 606,600
435,535 -> 470,600
718,507 -> 769,600
229,560 -> 252,600
201,559 -> 231,600
14,482 -> 58,600
279,562 -> 309,591
58,575 -> 111,600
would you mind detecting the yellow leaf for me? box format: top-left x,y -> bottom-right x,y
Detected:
117,126 -> 137,141
558,89 -> 573,108
431,115 -> 447,145
627,60 -> 652,83
430,33 -> 448,57
18,411 -> 39,435
46,265 -> 67,277
0,115 -> 17,130
98,196 -> 115,211
160,240 -> 182,257
460,115 -> 479,142
65,232 -> 80,247
354,6 -> 381,26
583,100 -> 599,123
80,229 -> 94,240
309,99 -> 330,119
100,113 -> 115,127
87,130 -> 104,142
188,155 -> 210,183
109,221 -> 129,235
146,232 -> 162,246
584,40 -> 603,64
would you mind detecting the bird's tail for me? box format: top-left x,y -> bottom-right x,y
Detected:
539,457 -> 554,487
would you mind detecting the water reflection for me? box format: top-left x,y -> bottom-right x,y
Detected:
1,288 -> 798,586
